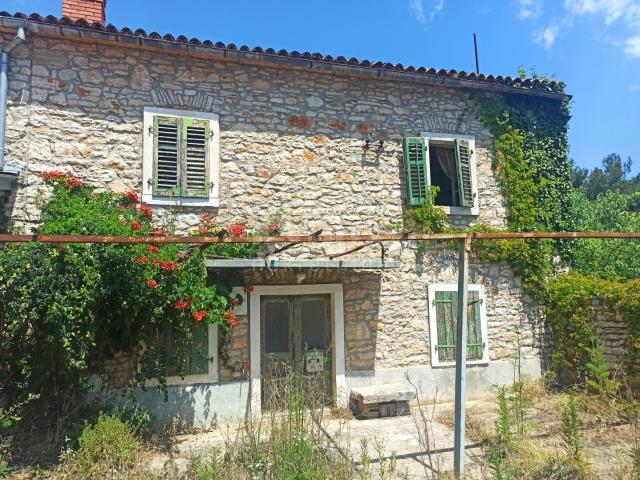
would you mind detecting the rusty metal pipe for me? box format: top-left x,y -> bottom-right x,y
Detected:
0,231 -> 639,245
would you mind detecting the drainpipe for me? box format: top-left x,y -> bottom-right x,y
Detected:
0,26 -> 27,174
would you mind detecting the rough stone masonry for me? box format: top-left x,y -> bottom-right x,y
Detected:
0,30 -> 543,408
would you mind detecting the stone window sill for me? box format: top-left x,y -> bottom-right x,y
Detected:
141,194 -> 220,208
431,359 -> 490,368
438,205 -> 480,216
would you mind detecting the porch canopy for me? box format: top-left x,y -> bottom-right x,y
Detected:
204,258 -> 400,269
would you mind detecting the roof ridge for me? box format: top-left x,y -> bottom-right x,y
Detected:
0,11 -> 565,95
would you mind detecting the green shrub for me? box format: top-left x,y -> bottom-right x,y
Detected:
0,172 -> 259,414
59,413 -> 141,478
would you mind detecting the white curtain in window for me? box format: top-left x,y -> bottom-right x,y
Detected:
433,146 -> 457,200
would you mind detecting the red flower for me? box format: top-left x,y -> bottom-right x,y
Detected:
132,256 -> 139,263
152,258 -> 159,265
148,245 -> 160,253
146,279 -> 159,288
247,286 -> 254,294
38,171 -> 67,182
201,212 -> 215,222
198,226 -> 210,236
265,223 -> 280,235
138,204 -> 153,219
140,256 -> 148,264
131,221 -> 142,231
223,309 -> 238,328
228,224 -> 246,237
124,191 -> 139,204
175,298 -> 190,310
230,297 -> 241,306
160,260 -> 180,271
151,227 -> 166,237
64,177 -> 84,190
192,310 -> 208,323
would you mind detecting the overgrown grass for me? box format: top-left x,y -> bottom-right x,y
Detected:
187,368 -> 397,480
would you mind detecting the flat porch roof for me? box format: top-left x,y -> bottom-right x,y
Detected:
204,258 -> 400,269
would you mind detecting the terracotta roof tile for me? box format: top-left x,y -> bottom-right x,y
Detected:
0,11 -> 565,95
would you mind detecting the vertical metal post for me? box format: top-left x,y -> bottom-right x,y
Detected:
454,235 -> 471,478
473,33 -> 480,74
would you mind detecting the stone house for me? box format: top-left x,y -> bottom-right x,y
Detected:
0,1 -> 567,425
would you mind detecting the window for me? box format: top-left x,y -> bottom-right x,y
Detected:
403,133 -> 477,214
144,322 -> 219,385
142,107 -> 220,207
427,284 -> 489,367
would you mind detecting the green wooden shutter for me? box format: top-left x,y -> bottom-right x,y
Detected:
467,291 -> 484,361
403,137 -> 430,206
153,116 -> 182,196
454,139 -> 474,208
434,290 -> 485,363
181,118 -> 210,198
435,291 -> 456,363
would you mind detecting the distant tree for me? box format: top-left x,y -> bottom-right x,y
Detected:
569,189 -> 640,279
572,153 -> 640,200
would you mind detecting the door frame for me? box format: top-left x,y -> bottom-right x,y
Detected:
249,284 -> 346,415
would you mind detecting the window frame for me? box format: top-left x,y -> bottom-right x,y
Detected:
420,132 -> 479,216
427,283 -> 489,367
142,323 -> 219,386
142,107 -> 220,207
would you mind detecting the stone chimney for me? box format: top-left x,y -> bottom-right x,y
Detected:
62,0 -> 107,25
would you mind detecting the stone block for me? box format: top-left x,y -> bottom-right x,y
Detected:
350,383 -> 416,404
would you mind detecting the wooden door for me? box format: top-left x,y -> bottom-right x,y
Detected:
261,294 -> 332,408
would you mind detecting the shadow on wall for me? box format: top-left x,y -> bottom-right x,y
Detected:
0,189 -> 16,233
103,380 -> 251,430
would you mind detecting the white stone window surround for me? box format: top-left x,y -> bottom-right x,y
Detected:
249,284 -> 347,416
142,324 -> 219,386
420,131 -> 479,216
142,107 -> 220,207
427,283 -> 490,368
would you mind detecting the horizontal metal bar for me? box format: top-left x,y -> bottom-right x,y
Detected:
1,231 -> 638,245
472,232 -> 640,239
205,259 -> 401,269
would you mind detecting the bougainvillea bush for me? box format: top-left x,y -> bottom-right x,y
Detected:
0,171 -> 257,405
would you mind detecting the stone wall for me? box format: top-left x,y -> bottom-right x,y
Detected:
591,299 -> 636,369
1,32 -> 543,388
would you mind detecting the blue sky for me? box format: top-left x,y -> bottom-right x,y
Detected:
5,0 -> 640,174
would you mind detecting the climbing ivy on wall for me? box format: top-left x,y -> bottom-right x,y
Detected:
407,86 -> 640,383
470,89 -> 640,383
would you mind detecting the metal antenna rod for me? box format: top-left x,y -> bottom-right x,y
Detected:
473,33 -> 480,74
